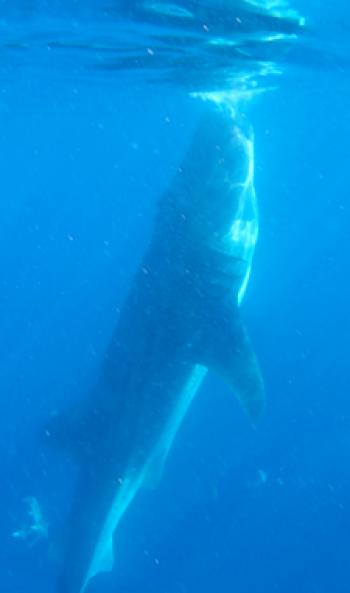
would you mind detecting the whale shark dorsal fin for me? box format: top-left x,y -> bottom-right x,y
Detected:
197,307 -> 265,423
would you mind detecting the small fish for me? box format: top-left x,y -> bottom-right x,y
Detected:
12,497 -> 48,546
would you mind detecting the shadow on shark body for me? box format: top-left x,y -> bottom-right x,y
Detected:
45,106 -> 265,593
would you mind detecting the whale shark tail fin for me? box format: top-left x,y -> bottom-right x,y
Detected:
198,307 -> 265,423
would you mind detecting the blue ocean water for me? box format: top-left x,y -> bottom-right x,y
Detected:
1,2 -> 349,592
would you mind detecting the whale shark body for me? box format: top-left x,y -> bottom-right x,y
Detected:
46,108 -> 265,593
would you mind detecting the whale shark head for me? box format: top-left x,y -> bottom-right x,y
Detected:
156,108 -> 259,304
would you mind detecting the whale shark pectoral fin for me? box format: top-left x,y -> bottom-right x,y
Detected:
198,308 -> 265,423
143,451 -> 167,489
143,443 -> 175,489
85,535 -> 114,587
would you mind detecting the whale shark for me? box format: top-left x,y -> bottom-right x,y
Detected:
45,107 -> 265,593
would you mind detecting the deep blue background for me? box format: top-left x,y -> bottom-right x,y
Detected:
1,3 -> 350,592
